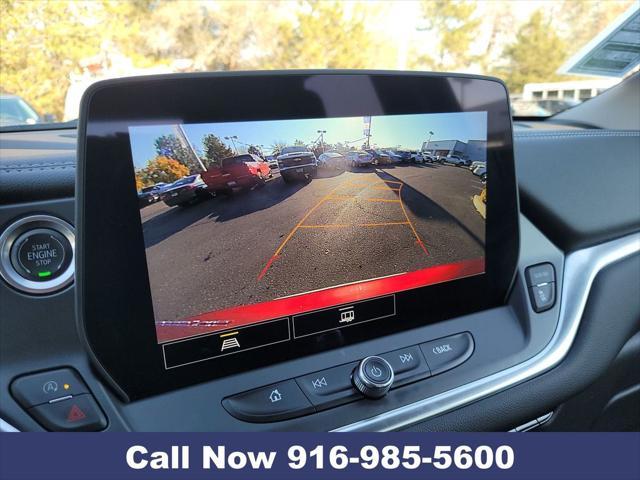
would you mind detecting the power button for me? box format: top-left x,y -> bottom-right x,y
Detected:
11,228 -> 71,282
352,356 -> 394,399
0,215 -> 75,294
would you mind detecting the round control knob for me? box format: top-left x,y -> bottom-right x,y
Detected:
352,356 -> 394,399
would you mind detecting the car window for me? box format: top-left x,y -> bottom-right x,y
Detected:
171,175 -> 197,187
222,157 -> 239,167
281,146 -> 308,154
1,1 -> 636,130
0,96 -> 40,125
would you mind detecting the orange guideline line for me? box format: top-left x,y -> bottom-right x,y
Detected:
372,185 -> 400,191
398,183 -> 429,256
325,195 -> 356,200
326,195 -> 400,203
298,222 -> 410,229
257,180 -> 347,280
365,198 -> 401,203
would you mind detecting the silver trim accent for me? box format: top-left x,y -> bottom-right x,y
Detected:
0,418 -> 19,432
334,232 -> 640,431
0,215 -> 75,294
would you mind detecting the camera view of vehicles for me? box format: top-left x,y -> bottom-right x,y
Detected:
130,112 -> 488,343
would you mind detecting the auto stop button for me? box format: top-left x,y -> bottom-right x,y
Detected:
11,228 -> 71,281
420,332 -> 474,376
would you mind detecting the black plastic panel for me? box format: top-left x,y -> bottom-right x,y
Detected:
403,251 -> 640,432
515,130 -> 640,251
0,198 -> 129,432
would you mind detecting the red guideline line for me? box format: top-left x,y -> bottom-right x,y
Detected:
257,255 -> 279,280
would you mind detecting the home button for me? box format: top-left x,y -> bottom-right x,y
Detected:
222,380 -> 314,423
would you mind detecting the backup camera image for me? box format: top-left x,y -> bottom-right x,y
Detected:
130,112 -> 487,345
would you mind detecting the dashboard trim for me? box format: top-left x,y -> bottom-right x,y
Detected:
333,231 -> 640,431
0,417 -> 19,433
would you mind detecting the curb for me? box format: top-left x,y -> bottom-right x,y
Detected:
473,194 -> 486,219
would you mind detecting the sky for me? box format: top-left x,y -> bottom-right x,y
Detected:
129,111 -> 487,169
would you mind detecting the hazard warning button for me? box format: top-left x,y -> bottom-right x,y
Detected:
28,394 -> 107,431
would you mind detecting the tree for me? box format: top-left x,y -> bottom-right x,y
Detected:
267,1 -> 383,69
154,134 -> 192,166
557,0 -> 633,57
499,10 -> 567,92
137,156 -> 190,187
247,145 -> 264,159
293,139 -> 306,146
413,0 -> 481,71
0,0 -> 152,119
140,1 -> 283,71
202,134 -> 233,167
270,140 -> 287,156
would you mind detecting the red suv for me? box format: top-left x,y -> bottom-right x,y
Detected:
201,154 -> 272,194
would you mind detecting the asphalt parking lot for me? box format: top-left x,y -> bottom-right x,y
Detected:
141,163 -> 485,322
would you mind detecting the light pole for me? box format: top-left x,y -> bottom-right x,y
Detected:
426,131 -> 434,154
317,130 -> 327,153
224,135 -> 238,154
175,124 -> 207,171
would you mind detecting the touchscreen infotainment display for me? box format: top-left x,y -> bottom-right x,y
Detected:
129,111 -> 487,362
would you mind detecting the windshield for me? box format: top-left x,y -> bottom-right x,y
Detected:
280,146 -> 310,154
170,175 -> 198,187
1,0 -> 636,129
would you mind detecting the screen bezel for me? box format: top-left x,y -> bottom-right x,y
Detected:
76,71 -> 519,400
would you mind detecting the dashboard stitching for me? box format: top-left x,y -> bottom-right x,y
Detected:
515,131 -> 639,139
2,164 -> 76,172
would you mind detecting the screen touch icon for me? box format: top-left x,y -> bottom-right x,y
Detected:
339,307 -> 355,324
220,331 -> 240,352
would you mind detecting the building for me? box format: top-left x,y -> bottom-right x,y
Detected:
463,140 -> 486,162
422,140 -> 467,158
521,79 -> 619,102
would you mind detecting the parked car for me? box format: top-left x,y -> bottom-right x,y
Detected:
469,161 -> 486,171
265,155 -> 278,169
201,153 -> 272,193
366,149 -> 392,165
383,150 -> 402,162
410,151 -> 424,163
473,165 -> 487,178
161,175 -> 211,207
421,153 -> 438,163
137,182 -> 168,208
0,93 -> 55,126
444,155 -> 470,166
394,150 -> 413,163
318,151 -> 345,169
346,150 -> 373,168
277,146 -> 318,183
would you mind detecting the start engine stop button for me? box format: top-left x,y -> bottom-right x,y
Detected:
11,229 -> 71,282
0,215 -> 75,294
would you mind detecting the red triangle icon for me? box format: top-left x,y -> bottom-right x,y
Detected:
67,404 -> 86,422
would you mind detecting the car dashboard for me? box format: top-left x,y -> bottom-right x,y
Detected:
1,73 -> 639,433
